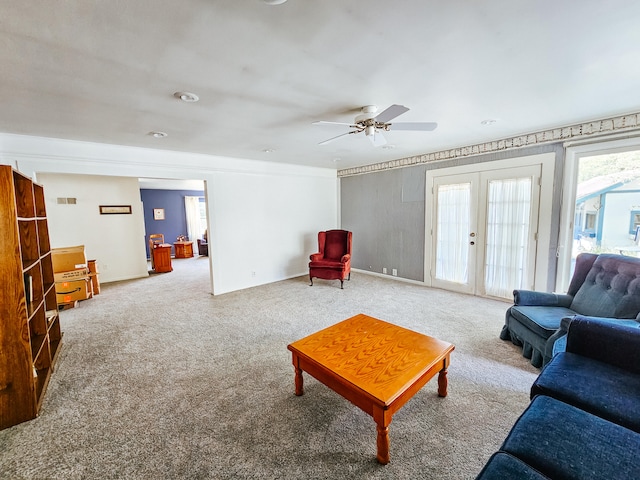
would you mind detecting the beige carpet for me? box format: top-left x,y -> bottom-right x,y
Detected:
0,256 -> 538,479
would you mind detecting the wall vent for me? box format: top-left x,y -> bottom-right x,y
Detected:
57,197 -> 77,204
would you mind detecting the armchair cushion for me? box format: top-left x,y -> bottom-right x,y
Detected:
508,306 -> 577,339
570,254 -> 640,318
325,238 -> 346,260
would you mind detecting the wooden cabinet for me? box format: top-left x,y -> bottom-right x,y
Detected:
174,241 -> 194,258
151,244 -> 173,273
0,166 -> 62,430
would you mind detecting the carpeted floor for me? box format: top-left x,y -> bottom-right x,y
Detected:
0,256 -> 538,479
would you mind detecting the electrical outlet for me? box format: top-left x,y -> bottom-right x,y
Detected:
251,271 -> 256,277
392,268 -> 397,276
382,267 -> 387,274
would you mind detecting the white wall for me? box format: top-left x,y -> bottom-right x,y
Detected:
208,171 -> 334,293
0,133 -> 337,294
36,173 -> 149,283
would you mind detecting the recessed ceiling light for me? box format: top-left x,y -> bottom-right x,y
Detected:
263,149 -> 275,153
480,119 -> 497,126
173,91 -> 199,103
263,0 -> 287,5
149,131 -> 167,138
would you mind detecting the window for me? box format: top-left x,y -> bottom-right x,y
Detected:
630,211 -> 640,235
199,199 -> 207,236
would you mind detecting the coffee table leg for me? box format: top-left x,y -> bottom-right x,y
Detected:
292,355 -> 304,396
437,367 -> 448,397
376,425 -> 390,464
373,408 -> 391,464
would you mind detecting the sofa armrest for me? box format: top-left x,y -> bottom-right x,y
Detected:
542,315 -> 574,362
340,253 -> 351,263
309,253 -> 323,261
513,290 -> 573,307
565,315 -> 640,374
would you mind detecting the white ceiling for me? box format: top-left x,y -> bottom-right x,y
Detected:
2,1 -> 640,171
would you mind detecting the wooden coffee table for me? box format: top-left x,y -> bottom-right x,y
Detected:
287,313 -> 454,464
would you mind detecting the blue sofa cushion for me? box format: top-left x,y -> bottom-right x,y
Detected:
509,306 -> 577,338
545,315 -> 640,365
531,352 -> 640,433
570,253 -> 640,318
475,452 -> 550,480
501,395 -> 640,480
565,315 -> 640,373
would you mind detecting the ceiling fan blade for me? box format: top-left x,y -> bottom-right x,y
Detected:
313,120 -> 357,127
374,104 -> 410,123
368,131 -> 387,147
318,131 -> 356,145
388,122 -> 438,131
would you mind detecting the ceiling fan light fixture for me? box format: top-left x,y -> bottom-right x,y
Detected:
174,91 -> 199,103
365,125 -> 376,137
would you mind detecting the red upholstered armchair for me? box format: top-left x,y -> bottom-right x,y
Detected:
309,230 -> 352,289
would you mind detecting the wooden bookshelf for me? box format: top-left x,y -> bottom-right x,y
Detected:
0,166 -> 63,429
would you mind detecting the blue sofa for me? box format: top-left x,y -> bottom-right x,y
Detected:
477,317 -> 640,479
500,253 -> 640,367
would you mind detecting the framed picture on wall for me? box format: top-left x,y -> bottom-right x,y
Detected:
99,205 -> 132,214
153,208 -> 165,220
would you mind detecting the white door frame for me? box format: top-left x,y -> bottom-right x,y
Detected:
425,153 -> 556,294
556,137 -> 640,292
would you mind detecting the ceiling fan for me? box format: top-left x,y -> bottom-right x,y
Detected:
313,104 -> 437,147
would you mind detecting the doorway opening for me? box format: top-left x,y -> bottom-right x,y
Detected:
139,177 -> 213,292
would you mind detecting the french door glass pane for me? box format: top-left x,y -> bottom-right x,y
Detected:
436,183 -> 470,283
485,178 -> 531,297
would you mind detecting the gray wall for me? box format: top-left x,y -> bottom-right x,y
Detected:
341,143 -> 565,289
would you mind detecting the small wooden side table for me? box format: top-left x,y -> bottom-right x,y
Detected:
174,241 -> 194,258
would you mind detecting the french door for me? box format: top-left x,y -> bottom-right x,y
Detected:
428,165 -> 541,299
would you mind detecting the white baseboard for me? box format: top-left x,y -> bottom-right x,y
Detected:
352,268 -> 427,286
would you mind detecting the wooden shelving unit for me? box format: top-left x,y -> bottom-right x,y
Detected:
0,166 -> 62,430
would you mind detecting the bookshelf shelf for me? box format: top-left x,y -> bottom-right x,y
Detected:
0,166 -> 63,430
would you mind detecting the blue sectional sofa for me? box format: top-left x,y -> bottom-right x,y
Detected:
477,316 -> 640,479
500,253 -> 640,367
